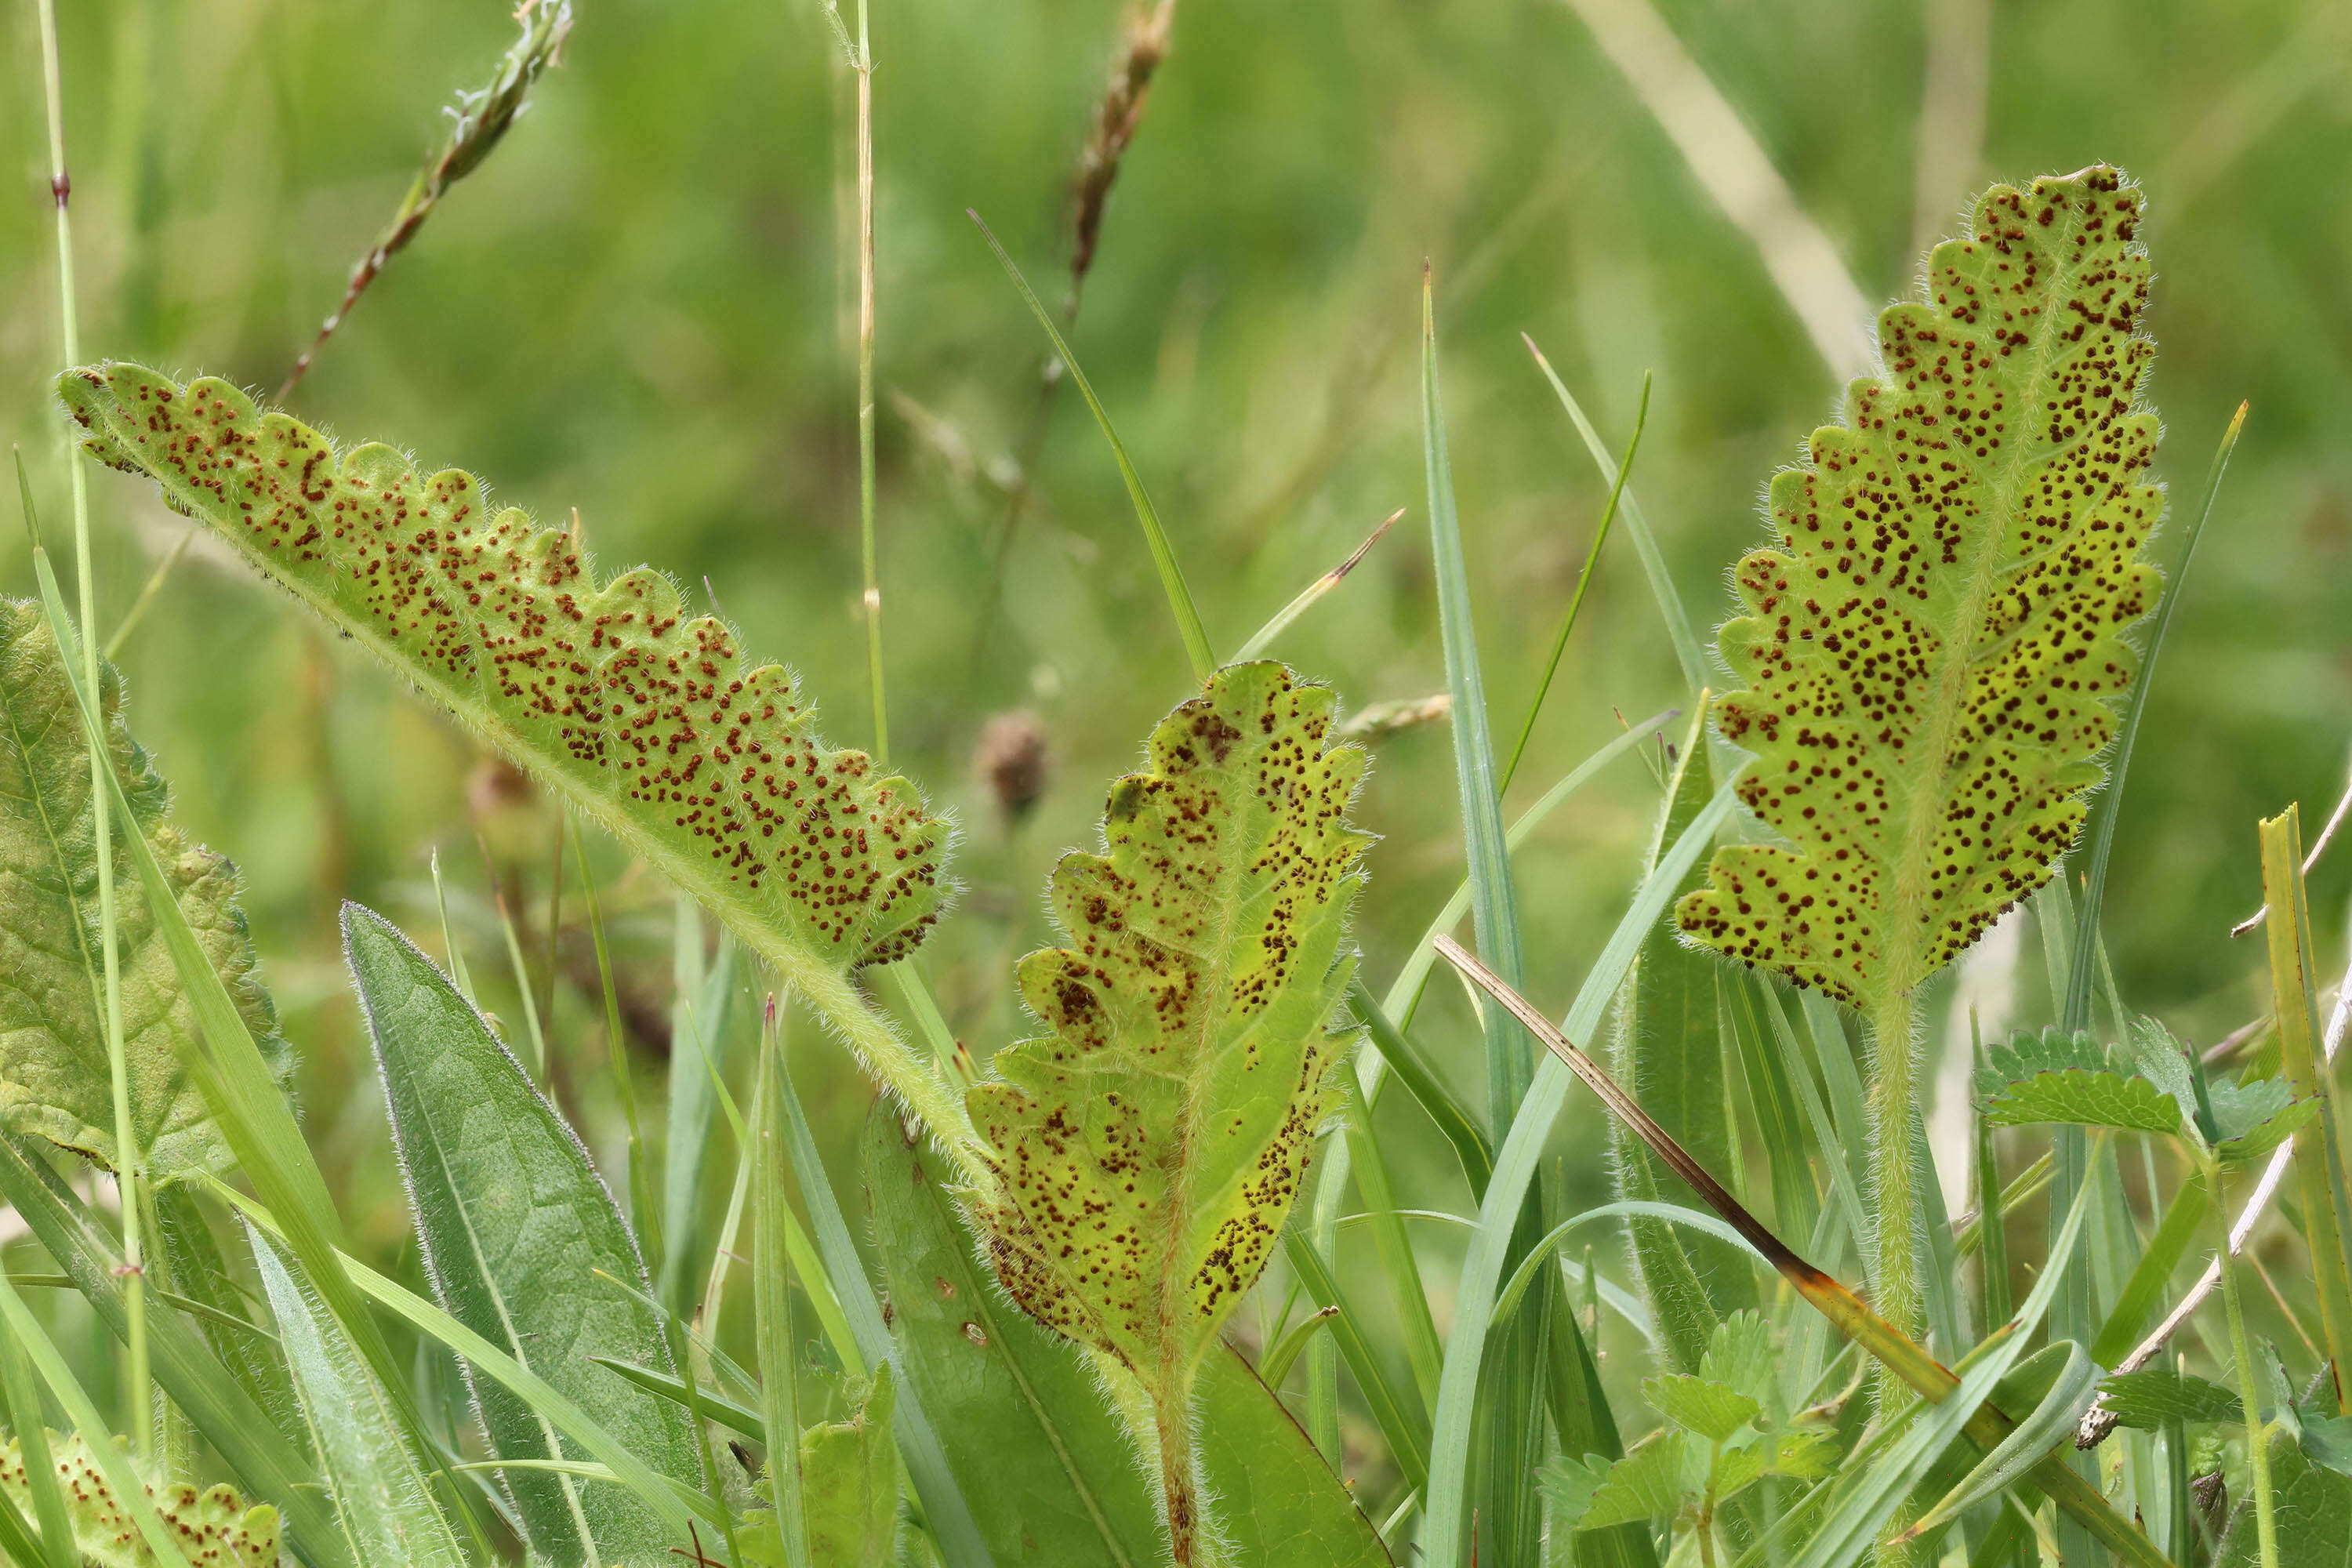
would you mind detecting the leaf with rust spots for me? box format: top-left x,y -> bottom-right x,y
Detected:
966,661 -> 1370,1562
56,365 -> 970,1152
1675,166 -> 2163,1014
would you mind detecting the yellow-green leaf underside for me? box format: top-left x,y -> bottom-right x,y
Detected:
969,662 -> 1367,1382
0,600 -> 285,1177
1675,166 -> 2161,1011
0,1433 -> 280,1568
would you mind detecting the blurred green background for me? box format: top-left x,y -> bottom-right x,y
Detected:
3,0 -> 2350,1454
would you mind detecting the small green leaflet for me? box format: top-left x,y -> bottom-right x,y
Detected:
2097,1367 -> 2243,1430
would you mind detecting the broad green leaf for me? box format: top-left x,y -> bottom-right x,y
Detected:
2222,1428 -> 2352,1567
967,662 -> 1367,1555
0,1435 -> 279,1568
1192,1349 -> 1393,1567
56,365 -> 967,1153
1676,167 -> 2161,1016
1612,720 -> 1751,1372
1643,1375 -> 1761,1444
2209,1074 -> 2319,1163
249,1230 -> 468,1568
800,1366 -> 898,1568
2306,1416 -> 2352,1478
0,598 -> 285,1175
1978,1027 -> 2183,1134
0,1132 -> 343,1563
863,1105 -> 1160,1566
2099,1368 -> 2244,1429
343,902 -> 700,1566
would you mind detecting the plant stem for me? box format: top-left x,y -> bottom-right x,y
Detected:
1865,989 -> 1925,1406
1152,1365 -> 1199,1566
2212,1154 -> 2279,1568
36,0 -> 149,1464
854,0 -> 886,767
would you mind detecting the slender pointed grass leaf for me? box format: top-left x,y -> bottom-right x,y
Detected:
57,365 -> 971,1161
1348,979 -> 1490,1193
967,211 -> 1214,684
1501,372 -> 1648,793
1258,1307 -> 1339,1390
753,1000 -> 813,1568
343,902 -> 702,1563
2064,401 -> 2248,1030
1903,1342 -> 2104,1541
1235,508 -> 1403,662
1522,337 -> 1707,692
1490,1200 -> 1770,1328
663,916 -> 739,1314
248,1229 -> 469,1568
587,1359 -> 764,1439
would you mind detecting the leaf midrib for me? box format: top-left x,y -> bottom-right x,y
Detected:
1877,198 -> 2093,1006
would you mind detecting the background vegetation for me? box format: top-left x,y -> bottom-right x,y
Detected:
4,0 -> 2350,1507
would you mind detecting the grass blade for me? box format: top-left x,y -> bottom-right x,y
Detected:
0,1267 -> 194,1568
1499,372 -> 1648,793
249,1230 -> 469,1568
1522,337 -> 1707,692
968,210 -> 1214,683
753,1003 -> 812,1568
1420,779 -> 1737,1568
1279,1231 -> 1432,1495
0,1294 -> 74,1568
2064,401 -> 2247,1025
1234,509 -> 1403,662
1438,937 -> 2172,1568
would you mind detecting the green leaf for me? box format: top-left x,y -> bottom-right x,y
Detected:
864,1104 -> 1160,1566
2306,1416 -> 2352,1478
2222,1428 -> 2352,1566
0,598 -> 285,1176
249,1229 -> 468,1568
1697,1309 -> 1776,1412
1643,1375 -> 1761,1444
1613,717 -> 1752,1372
1978,1027 -> 2183,1134
967,662 -> 1367,1553
0,1434 -> 278,1568
800,1366 -> 898,1568
2098,1368 -> 2244,1429
1192,1349 -> 1393,1568
1574,1434 -> 1706,1530
2209,1074 -> 2319,1163
56,365 -> 968,1155
1676,167 -> 2162,1011
342,902 -> 700,1566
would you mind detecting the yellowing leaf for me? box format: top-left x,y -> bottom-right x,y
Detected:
1675,167 -> 2161,1012
0,1434 -> 278,1568
967,662 -> 1367,1559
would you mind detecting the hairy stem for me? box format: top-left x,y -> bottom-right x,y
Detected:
1867,988 -> 1923,1566
36,0 -> 147,1463
1153,1367 -> 1199,1566
2213,1155 -> 2279,1568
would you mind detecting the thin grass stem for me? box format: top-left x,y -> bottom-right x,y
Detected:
33,0 -> 147,1462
